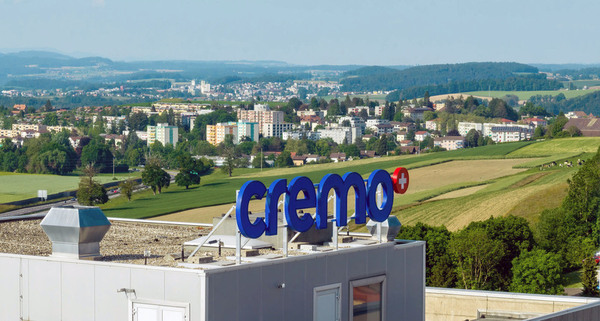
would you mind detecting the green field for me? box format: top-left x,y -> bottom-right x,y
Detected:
566,80 -> 600,89
100,140 -> 552,221
460,89 -> 598,100
5,137 -> 599,231
0,172 -> 141,203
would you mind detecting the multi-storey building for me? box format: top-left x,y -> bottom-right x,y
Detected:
318,127 -> 362,145
206,122 -> 238,146
147,123 -> 179,147
347,106 -> 370,115
262,122 -> 294,138
338,116 -> 366,131
457,122 -> 483,136
237,109 -> 285,136
12,123 -> 46,132
237,121 -> 259,142
490,126 -> 533,143
282,130 -> 320,141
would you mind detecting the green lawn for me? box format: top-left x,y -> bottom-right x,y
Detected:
460,89 -> 598,100
0,172 -> 141,203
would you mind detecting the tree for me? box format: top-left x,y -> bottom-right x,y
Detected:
142,161 -> 171,195
375,135 -> 388,156
76,164 -> 108,205
128,112 -> 148,131
118,179 -> 137,201
398,223 -> 456,287
80,140 -> 114,173
42,113 -> 59,126
43,99 -> 53,112
221,147 -> 236,177
465,129 -> 480,147
252,152 -> 268,169
275,151 -> 293,168
510,249 -> 564,295
449,227 -> 505,290
582,257 -> 599,297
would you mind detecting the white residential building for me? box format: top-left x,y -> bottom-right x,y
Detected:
147,123 -> 178,147
490,126 -> 534,143
338,116 -> 366,130
434,136 -> 466,150
282,130 -> 320,141
458,122 -> 484,136
318,127 -> 362,145
366,119 -> 389,128
425,120 -> 440,131
373,124 -> 395,136
414,131 -> 431,142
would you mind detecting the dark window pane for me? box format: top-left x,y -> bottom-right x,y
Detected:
352,282 -> 382,321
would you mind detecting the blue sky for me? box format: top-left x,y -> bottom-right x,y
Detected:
1,0 -> 599,65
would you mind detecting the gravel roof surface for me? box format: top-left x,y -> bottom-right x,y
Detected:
0,219 -> 210,267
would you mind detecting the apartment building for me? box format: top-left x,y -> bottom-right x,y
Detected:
237,121 -> 259,142
318,127 -> 362,145
147,123 -> 179,147
206,122 -> 238,146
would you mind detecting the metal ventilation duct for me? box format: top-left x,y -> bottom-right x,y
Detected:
366,216 -> 402,242
40,206 -> 111,259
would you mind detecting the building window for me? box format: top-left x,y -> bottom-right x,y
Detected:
350,275 -> 386,321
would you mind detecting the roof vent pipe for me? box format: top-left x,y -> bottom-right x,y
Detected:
40,206 -> 111,259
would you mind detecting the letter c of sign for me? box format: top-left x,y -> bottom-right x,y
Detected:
236,180 -> 267,239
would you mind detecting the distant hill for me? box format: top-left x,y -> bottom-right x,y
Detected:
6,50 -> 73,60
343,66 -> 399,78
531,63 -> 600,72
340,62 -> 539,92
555,67 -> 600,80
540,90 -> 600,115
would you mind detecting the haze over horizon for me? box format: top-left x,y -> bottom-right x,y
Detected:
1,0 -> 599,66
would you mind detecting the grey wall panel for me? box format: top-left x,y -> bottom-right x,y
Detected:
235,264 -> 261,320
367,246 -> 387,275
259,263 -> 286,320
0,256 -> 21,320
61,262 -> 95,321
207,270 -> 239,321
28,259 -> 62,321
405,245 -> 425,321
131,268 -> 165,301
94,264 -> 131,321
283,260 -> 309,321
346,249 -> 369,280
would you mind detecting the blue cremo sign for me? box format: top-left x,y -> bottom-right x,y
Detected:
236,167 -> 409,238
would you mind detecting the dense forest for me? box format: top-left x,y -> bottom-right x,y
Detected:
555,67 -> 600,80
386,75 -> 563,101
340,62 -> 539,92
535,91 -> 600,115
